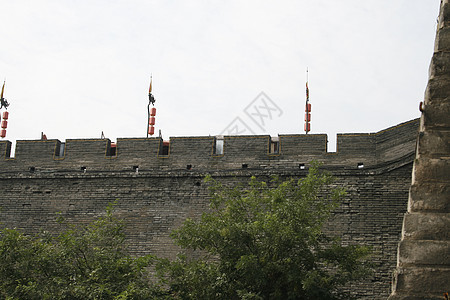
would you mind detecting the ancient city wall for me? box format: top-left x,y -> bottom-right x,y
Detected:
0,119 -> 418,299
0,118 -> 417,171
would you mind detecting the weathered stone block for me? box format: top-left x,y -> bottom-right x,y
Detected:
437,0 -> 450,31
389,293 -> 448,300
421,101 -> 450,129
416,130 -> 450,158
402,212 -> 450,240
424,77 -> 450,105
435,26 -> 450,52
412,157 -> 450,184
408,183 -> 450,213
391,267 -> 450,295
398,240 -> 450,266
428,51 -> 450,79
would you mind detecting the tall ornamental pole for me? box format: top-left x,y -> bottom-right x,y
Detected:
0,80 -> 11,139
305,69 -> 311,134
147,75 -> 156,138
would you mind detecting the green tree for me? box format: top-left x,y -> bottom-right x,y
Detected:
0,203 -> 163,300
160,163 -> 371,300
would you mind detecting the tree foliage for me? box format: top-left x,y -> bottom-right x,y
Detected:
160,163 -> 371,299
0,203 -> 162,300
0,164 -> 371,300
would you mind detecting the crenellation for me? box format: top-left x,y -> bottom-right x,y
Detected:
64,139 -> 110,161
279,134 -> 327,155
168,136 -> 215,167
14,139 -> 60,161
337,133 -> 376,156
222,135 -> 269,160
115,137 -> 160,169
0,140 -> 11,159
0,120 -> 419,174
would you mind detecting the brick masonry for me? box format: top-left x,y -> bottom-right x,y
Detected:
0,119 -> 418,299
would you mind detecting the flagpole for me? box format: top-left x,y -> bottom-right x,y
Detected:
147,75 -> 152,138
305,68 -> 311,134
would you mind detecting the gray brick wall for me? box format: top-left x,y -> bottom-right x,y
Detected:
0,119 -> 419,299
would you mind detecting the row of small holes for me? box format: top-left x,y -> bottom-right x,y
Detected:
26,163 -> 365,174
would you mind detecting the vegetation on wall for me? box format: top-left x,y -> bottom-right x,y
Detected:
158,162 -> 371,299
0,203 -> 163,299
0,163 -> 371,300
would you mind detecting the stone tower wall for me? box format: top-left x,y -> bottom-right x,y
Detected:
389,0 -> 450,299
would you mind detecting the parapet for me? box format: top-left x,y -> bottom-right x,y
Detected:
0,119 -> 419,174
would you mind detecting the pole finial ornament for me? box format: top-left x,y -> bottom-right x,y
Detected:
304,69 -> 311,134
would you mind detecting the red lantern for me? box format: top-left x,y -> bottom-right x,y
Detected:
150,107 -> 156,116
0,129 -> 6,138
304,123 -> 310,132
304,113 -> 311,122
148,125 -> 155,136
149,117 -> 155,125
2,111 -> 8,120
305,103 -> 311,112
1,120 -> 7,129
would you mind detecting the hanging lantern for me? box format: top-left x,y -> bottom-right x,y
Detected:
149,117 -> 156,125
148,125 -> 155,136
0,129 -> 6,138
305,103 -> 311,112
1,120 -> 7,129
150,107 -> 156,116
304,123 -> 310,132
305,113 -> 311,122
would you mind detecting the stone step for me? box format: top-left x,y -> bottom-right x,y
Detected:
412,157 -> 450,185
416,130 -> 450,158
420,101 -> 450,131
398,240 -> 450,267
402,212 -> 450,240
408,183 -> 450,212
390,267 -> 450,295
428,51 -> 450,79
434,1 -> 450,52
389,292 -> 448,300
424,75 -> 450,105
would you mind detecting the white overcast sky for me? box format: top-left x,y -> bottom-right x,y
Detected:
0,0 -> 441,151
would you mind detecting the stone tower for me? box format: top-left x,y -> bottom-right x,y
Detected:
389,0 -> 450,299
